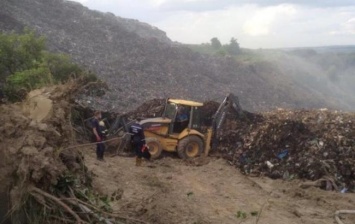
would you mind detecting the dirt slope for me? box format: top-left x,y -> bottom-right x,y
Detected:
84,149 -> 355,224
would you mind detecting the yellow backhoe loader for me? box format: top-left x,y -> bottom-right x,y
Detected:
140,94 -> 243,159
106,94 -> 242,159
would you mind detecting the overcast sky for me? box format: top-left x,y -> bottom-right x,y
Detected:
71,0 -> 355,48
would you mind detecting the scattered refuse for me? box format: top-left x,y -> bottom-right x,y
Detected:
216,109 -> 355,192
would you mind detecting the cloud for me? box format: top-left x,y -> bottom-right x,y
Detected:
152,6 -> 249,44
69,0 -> 88,4
246,0 -> 355,7
243,4 -> 297,36
330,18 -> 355,35
70,0 -> 355,48
153,4 -> 355,48
345,18 -> 355,34
157,0 -> 355,12
74,0 -> 166,22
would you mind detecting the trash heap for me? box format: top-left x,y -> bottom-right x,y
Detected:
217,109 -> 355,191
200,101 -> 220,126
126,98 -> 165,119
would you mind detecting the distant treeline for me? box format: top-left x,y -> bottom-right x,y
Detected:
186,37 -> 241,56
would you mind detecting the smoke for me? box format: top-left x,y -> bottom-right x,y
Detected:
266,48 -> 355,111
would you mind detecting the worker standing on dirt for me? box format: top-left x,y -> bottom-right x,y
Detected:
129,118 -> 146,166
92,111 -> 105,161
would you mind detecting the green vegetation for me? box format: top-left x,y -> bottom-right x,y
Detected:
186,37 -> 241,57
236,210 -> 247,219
0,29 -> 97,101
235,210 -> 259,221
210,37 -> 222,49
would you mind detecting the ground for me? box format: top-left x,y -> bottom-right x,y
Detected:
84,149 -> 355,224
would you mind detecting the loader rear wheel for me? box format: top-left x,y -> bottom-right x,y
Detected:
177,136 -> 203,159
145,138 -> 162,159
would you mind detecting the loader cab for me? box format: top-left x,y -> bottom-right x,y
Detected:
162,99 -> 203,135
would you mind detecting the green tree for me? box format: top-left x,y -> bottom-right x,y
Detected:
226,37 -> 241,55
210,37 -> 222,49
215,49 -> 227,57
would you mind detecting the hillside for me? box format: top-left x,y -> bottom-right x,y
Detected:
0,0 -> 351,112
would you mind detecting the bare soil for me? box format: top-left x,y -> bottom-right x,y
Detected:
84,150 -> 355,224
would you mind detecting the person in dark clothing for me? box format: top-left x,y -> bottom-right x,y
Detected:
92,111 -> 105,161
129,119 -> 146,166
0,87 -> 5,103
176,106 -> 189,122
174,106 -> 190,132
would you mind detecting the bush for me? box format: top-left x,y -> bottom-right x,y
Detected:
43,52 -> 83,82
7,66 -> 52,89
0,29 -> 98,101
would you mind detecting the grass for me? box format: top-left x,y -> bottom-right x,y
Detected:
185,43 -> 288,64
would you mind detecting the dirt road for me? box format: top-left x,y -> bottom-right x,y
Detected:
84,149 -> 355,224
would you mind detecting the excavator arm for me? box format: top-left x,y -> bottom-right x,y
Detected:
212,93 -> 243,134
205,93 -> 243,155
106,115 -> 133,136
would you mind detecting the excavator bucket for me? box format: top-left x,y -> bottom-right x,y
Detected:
226,93 -> 243,116
213,93 -> 243,131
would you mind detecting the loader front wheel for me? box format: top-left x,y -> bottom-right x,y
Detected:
177,136 -> 203,159
146,138 -> 162,159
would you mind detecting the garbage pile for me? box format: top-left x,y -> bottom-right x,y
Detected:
200,101 -> 220,126
217,109 -> 355,191
126,98 -> 165,119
